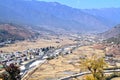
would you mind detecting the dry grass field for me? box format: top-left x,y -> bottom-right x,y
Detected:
29,45 -> 105,80
111,77 -> 120,80
0,37 -> 76,52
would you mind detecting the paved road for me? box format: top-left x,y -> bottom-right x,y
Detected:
60,69 -> 120,80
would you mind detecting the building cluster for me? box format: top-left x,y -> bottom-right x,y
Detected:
0,46 -> 55,66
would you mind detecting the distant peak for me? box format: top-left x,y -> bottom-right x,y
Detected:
49,2 -> 60,6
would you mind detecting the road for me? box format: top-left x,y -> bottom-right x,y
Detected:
60,69 -> 120,80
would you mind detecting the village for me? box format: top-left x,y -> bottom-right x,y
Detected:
0,34 -> 120,80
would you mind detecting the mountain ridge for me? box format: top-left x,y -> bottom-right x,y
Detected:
0,0 -> 116,32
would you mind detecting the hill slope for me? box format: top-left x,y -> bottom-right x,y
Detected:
100,24 -> 120,39
0,23 -> 38,42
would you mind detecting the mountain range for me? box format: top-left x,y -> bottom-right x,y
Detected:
0,0 -> 120,33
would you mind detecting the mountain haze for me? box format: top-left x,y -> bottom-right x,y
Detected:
82,8 -> 120,26
0,0 -> 120,33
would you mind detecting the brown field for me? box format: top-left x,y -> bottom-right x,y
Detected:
0,37 -> 76,52
111,77 -> 120,80
28,45 -> 105,80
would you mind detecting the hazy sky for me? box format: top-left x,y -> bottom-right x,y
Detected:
37,0 -> 120,9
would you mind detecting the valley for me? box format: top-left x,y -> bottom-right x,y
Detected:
0,23 -> 120,80
0,0 -> 120,80
0,26 -> 120,80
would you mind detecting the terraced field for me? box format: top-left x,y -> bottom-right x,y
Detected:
0,37 -> 75,52
28,45 -> 105,80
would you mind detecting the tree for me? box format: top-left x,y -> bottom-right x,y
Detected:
0,72 -> 9,80
3,63 -> 21,80
79,54 -> 107,80
85,75 -> 97,80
